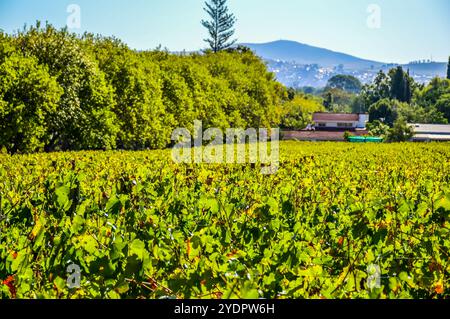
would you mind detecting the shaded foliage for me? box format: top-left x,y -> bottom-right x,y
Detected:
280,93 -> 325,130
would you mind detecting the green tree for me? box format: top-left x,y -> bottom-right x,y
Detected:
201,0 -> 237,52
286,87 -> 296,101
361,70 -> 390,109
363,68 -> 416,110
199,49 -> 284,128
397,102 -> 447,124
85,36 -> 170,149
366,120 -> 390,138
1,22 -> 286,152
326,75 -> 362,94
389,66 -> 412,103
415,77 -> 450,122
14,23 -> 119,151
387,118 -> 414,142
0,51 -> 62,153
281,93 -> 325,129
368,98 -> 399,125
350,94 -> 366,113
436,94 -> 450,122
323,91 -> 333,109
322,88 -> 354,113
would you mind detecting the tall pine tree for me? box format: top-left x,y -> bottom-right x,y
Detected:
201,0 -> 237,52
404,69 -> 412,104
389,66 -> 412,103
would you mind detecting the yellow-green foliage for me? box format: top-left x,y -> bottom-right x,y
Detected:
0,24 -> 285,153
0,142 -> 449,299
281,94 -> 325,129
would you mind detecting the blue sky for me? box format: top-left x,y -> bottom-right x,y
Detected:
0,0 -> 449,63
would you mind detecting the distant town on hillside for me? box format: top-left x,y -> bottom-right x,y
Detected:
242,40 -> 447,88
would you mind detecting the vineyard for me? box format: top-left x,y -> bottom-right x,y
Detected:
0,141 -> 449,299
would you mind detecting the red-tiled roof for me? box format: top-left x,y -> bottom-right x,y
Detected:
282,130 -> 368,141
313,113 -> 359,122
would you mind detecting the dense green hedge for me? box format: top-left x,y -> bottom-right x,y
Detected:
0,23 -> 286,153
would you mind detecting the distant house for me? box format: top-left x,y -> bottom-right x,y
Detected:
313,113 -> 369,130
409,124 -> 450,142
283,112 -> 369,141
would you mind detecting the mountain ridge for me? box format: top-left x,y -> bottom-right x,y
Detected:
240,40 -> 385,69
240,40 -> 447,88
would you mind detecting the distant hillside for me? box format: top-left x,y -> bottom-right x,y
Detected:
241,40 -> 447,88
404,62 -> 447,76
241,40 -> 384,70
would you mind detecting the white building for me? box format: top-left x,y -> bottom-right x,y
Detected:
409,124 -> 450,142
313,113 -> 369,130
